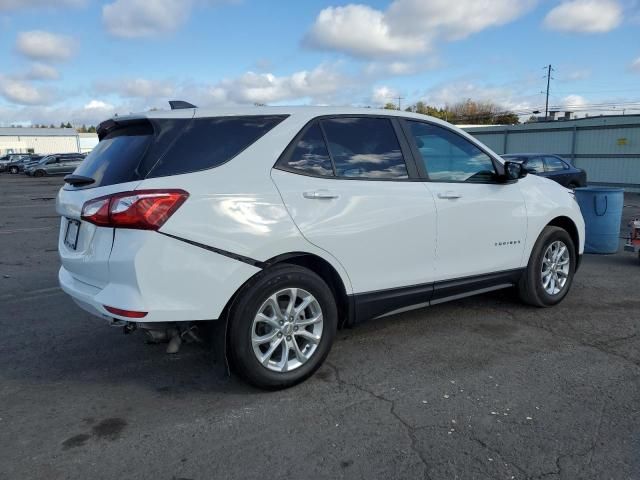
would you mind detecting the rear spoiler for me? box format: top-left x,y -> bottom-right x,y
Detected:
169,100 -> 197,110
97,100 -> 197,139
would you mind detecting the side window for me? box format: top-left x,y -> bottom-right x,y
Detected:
406,121 -> 496,183
279,122 -> 334,176
526,157 -> 544,173
321,117 -> 408,179
147,115 -> 286,178
544,156 -> 568,171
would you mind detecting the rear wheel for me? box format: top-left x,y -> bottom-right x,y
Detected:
227,264 -> 337,389
33,170 -> 45,177
518,226 -> 576,307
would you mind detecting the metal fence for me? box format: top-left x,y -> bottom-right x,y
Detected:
463,115 -> 640,192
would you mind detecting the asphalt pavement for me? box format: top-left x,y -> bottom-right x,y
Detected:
1,175 -> 639,480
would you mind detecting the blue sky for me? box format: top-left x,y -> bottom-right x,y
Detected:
0,0 -> 639,126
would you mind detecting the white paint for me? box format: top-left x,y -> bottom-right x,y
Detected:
56,106 -> 585,323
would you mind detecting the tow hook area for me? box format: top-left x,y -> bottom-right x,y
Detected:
109,320 -> 203,354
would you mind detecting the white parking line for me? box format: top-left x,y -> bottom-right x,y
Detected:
0,286 -> 63,302
0,227 -> 53,234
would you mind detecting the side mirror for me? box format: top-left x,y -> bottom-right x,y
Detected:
504,161 -> 527,181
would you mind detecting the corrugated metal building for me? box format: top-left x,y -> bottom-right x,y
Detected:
0,127 -> 80,155
463,115 -> 640,192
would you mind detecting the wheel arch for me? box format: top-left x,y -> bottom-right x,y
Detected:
219,251 -> 352,331
546,216 -> 580,268
264,252 -> 352,328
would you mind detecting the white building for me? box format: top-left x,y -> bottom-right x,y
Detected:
0,127 -> 80,155
78,132 -> 99,153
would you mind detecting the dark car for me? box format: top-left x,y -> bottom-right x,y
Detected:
25,154 -> 85,177
501,153 -> 587,189
2,154 -> 41,174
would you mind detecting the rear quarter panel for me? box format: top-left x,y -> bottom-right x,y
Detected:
136,115 -> 354,295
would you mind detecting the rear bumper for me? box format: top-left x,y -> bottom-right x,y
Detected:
59,229 -> 261,323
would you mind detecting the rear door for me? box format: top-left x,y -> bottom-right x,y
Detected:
272,116 -> 437,295
401,120 -> 527,282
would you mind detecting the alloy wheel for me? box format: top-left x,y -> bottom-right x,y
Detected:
251,288 -> 323,373
541,240 -> 570,295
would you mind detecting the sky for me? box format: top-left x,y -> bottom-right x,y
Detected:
0,0 -> 639,126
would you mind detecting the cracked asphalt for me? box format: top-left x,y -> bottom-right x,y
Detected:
1,175 -> 639,480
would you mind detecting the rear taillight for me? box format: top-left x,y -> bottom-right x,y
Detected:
81,190 -> 188,230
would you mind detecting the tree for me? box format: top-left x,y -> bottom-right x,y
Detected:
383,102 -> 398,110
65,122 -> 72,128
87,125 -> 96,133
444,99 -> 519,125
59,122 -> 65,128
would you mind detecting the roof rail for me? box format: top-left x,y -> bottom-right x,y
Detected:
168,100 -> 197,110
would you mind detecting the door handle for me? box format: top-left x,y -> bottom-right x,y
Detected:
303,190 -> 339,200
437,191 -> 462,199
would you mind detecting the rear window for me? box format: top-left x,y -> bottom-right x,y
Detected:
69,115 -> 286,189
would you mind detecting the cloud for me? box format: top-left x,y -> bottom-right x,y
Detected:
24,63 -> 60,80
305,0 -> 534,59
102,0 -> 233,38
0,76 -> 55,105
371,86 -> 400,106
419,80 -> 537,114
304,4 -> 427,58
102,0 -> 191,38
0,0 -> 84,11
363,59 -> 441,77
544,0 -> 622,33
630,57 -> 640,72
84,100 -> 114,110
95,78 -> 176,98
560,94 -> 588,109
15,30 -> 75,62
208,64 -> 351,104
89,64 -> 351,110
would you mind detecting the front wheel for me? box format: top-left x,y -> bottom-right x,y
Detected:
33,170 -> 45,177
518,226 -> 576,307
227,264 -> 337,389
9,166 -> 18,174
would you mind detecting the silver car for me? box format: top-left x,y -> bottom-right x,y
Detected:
25,154 -> 84,177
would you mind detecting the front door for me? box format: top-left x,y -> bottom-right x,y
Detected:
401,120 -> 528,281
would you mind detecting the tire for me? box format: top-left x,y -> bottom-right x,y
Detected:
518,226 -> 576,307
33,170 -> 45,177
9,166 -> 18,174
227,264 -> 337,389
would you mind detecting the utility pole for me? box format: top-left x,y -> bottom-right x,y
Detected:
544,64 -> 554,120
396,95 -> 404,110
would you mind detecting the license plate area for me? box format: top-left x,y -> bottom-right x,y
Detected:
64,218 -> 81,250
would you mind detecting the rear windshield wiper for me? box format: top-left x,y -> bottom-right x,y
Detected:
64,174 -> 95,186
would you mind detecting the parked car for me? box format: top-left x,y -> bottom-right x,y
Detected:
1,154 -> 35,173
25,154 -> 84,177
501,153 -> 587,189
57,106 -> 585,389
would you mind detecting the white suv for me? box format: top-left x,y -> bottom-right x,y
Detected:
57,106 -> 585,388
